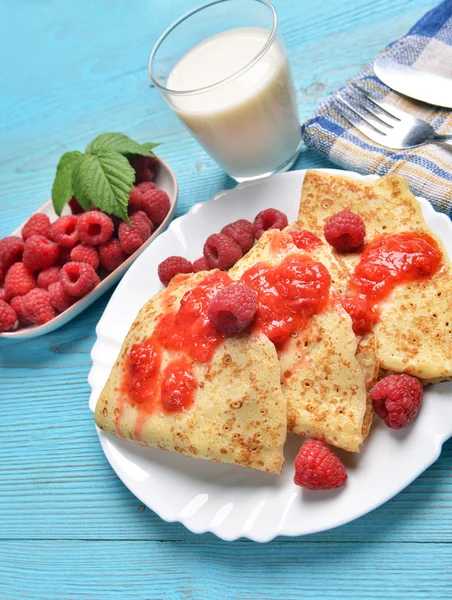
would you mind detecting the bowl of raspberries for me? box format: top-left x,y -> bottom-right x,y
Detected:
0,156 -> 177,339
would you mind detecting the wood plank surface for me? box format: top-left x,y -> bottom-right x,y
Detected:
1,0 -> 451,598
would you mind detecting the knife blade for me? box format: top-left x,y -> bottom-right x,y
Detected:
374,56 -> 452,109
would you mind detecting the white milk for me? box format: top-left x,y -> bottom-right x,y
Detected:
166,27 -> 300,179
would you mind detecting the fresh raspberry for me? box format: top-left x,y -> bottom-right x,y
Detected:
51,215 -> 79,248
4,263 -> 36,299
0,264 -> 4,286
141,188 -> 170,225
0,288 -> 6,302
289,230 -> 323,251
118,212 -> 151,255
48,282 -> 74,313
23,235 -> 59,271
157,256 -> 193,287
136,181 -> 157,193
128,186 -> 144,213
37,266 -> 61,290
203,233 -> 242,270
60,262 -> 100,298
294,439 -> 348,490
76,211 -> 114,246
340,296 -> 377,336
193,256 -> 210,272
69,196 -> 85,215
21,213 -> 52,241
0,299 -> 17,332
129,155 -> 158,183
57,245 -> 72,266
208,283 -> 257,334
221,219 -> 254,253
70,244 -> 100,270
324,210 -> 366,252
130,211 -> 153,238
253,208 -> 288,240
10,296 -> 32,326
370,374 -> 423,429
99,239 -> 127,272
0,236 -> 24,269
20,288 -> 56,325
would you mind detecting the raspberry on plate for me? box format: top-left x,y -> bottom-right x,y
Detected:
60,261 -> 100,298
130,210 -> 153,237
324,210 -> 366,252
221,219 -> 254,254
0,299 -> 17,332
294,439 -> 348,490
52,215 -> 79,248
70,244 -> 100,270
37,266 -> 61,290
48,281 -> 74,313
128,186 -> 144,213
76,211 -> 114,246
0,236 -> 24,269
193,256 -> 210,272
129,155 -> 158,183
21,288 -> 56,325
340,296 -> 377,336
370,373 -> 423,429
99,239 -> 127,272
4,262 -> 36,299
118,212 -> 151,255
203,233 -> 242,270
141,188 -> 170,225
10,296 -> 32,325
208,283 -> 257,334
158,256 -> 193,287
23,235 -> 59,271
253,208 -> 288,240
22,213 -> 52,241
69,197 -> 85,215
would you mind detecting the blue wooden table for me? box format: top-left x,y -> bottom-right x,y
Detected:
1,1 -> 451,598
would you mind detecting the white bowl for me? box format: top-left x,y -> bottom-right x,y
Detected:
0,158 -> 178,340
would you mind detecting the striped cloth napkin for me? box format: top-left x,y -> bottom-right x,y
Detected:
301,0 -> 452,217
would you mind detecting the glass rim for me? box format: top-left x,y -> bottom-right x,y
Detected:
148,0 -> 278,96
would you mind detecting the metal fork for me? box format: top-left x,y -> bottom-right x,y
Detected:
335,86 -> 452,149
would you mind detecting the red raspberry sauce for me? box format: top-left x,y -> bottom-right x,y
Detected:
289,230 -> 323,252
240,257 -> 331,346
119,256 -> 331,434
349,232 -> 442,305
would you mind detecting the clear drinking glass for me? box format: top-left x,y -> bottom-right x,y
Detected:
149,0 -> 301,182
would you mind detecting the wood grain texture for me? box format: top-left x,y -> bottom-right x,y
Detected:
1,0 -> 450,598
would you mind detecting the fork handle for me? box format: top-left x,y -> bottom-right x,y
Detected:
432,134 -> 452,145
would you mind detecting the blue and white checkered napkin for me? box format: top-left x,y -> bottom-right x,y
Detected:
302,0 -> 452,217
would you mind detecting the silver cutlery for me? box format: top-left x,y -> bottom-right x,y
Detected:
335,86 -> 452,149
374,56 -> 452,109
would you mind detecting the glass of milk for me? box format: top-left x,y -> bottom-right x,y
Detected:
149,0 -> 301,182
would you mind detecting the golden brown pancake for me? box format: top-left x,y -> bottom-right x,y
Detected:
298,171 -> 452,381
229,227 -> 373,452
95,271 -> 287,474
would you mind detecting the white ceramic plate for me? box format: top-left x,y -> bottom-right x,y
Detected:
88,169 -> 452,542
1,158 -> 178,340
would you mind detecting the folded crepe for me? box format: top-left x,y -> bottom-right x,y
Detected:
95,270 -> 287,474
298,171 -> 452,381
229,227 -> 375,452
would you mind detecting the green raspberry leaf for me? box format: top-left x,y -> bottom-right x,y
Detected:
51,151 -> 84,215
141,141 -> 160,156
86,132 -> 157,157
72,151 -> 134,222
